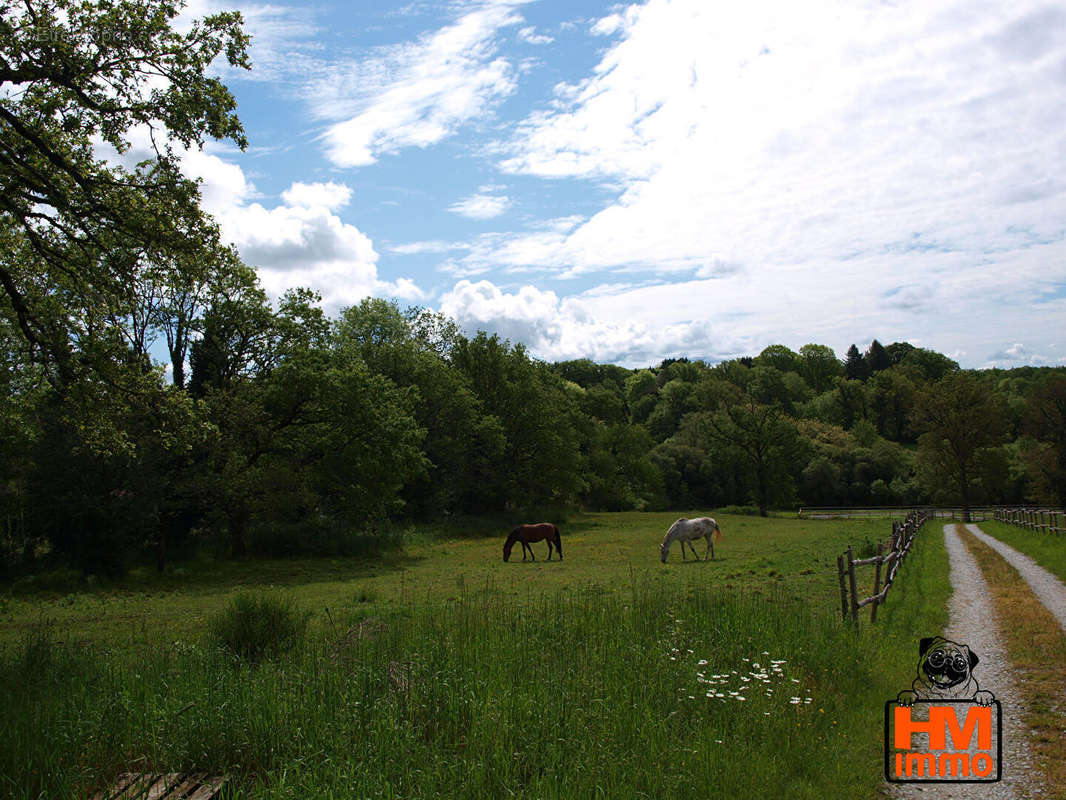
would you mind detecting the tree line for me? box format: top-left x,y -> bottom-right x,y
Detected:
2,2 -> 1064,577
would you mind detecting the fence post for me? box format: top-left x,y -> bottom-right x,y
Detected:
837,554 -> 849,622
846,545 -> 859,625
871,542 -> 884,623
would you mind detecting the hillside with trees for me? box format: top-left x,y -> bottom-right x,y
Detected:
2,1 -> 1064,578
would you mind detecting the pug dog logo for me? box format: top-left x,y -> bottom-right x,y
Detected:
885,637 -> 1002,783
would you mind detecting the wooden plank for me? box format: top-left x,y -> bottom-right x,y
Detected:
93,773 -> 227,800
185,776 -> 225,800
164,774 -> 209,799
92,773 -> 140,800
145,774 -> 195,800
112,774 -> 158,800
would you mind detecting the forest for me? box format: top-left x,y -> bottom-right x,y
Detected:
2,1 -> 1065,579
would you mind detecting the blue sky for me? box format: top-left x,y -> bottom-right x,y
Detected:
169,0 -> 1066,368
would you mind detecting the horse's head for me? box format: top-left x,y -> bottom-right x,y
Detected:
503,538 -> 514,562
659,541 -> 668,563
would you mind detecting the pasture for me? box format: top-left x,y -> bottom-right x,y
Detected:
0,512 -> 949,798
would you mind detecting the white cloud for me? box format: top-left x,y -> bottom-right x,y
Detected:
449,192 -> 512,219
438,279 -> 744,365
518,26 -> 553,45
216,186 -> 425,310
281,181 -> 353,211
389,240 -> 465,255
421,0 -> 1066,366
317,2 -> 526,167
180,0 -> 321,83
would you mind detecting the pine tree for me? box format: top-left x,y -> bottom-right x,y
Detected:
866,340 -> 891,373
844,344 -> 868,381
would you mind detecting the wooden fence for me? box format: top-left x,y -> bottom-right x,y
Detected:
994,507 -> 1066,534
801,506 -> 989,521
836,509 -> 929,625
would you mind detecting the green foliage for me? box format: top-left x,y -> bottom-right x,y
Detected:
865,339 -> 891,374
0,0 -> 249,388
1019,375 -> 1066,505
843,344 -> 868,381
913,372 -> 1010,515
799,344 -> 843,393
208,592 -> 309,664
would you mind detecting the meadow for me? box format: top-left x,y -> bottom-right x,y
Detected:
0,512 -> 950,799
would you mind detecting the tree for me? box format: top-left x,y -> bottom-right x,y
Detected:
833,377 -> 868,430
755,344 -> 802,374
335,298 -> 493,518
1,0 -> 250,386
451,332 -> 583,512
843,344 -> 868,381
912,373 -> 1008,521
799,344 -> 843,392
1020,376 -> 1066,505
865,340 -> 891,374
900,348 -> 959,382
690,381 -> 801,516
868,367 -> 918,441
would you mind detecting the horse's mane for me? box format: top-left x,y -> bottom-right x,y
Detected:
662,518 -> 686,544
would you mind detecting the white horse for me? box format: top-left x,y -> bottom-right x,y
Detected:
660,517 -> 722,563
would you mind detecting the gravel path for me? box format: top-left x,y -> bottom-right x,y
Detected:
889,524 -> 1042,799
964,523 -> 1066,635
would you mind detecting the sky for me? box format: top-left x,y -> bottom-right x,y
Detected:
169,0 -> 1066,369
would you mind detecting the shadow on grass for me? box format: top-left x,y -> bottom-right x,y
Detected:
4,549 -> 427,600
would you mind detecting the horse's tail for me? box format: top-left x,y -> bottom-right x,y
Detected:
553,524 -> 562,558
712,520 -> 722,544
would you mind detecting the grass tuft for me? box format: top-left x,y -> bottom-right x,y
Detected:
208,592 -> 309,665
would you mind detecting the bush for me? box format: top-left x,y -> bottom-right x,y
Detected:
208,593 -> 309,664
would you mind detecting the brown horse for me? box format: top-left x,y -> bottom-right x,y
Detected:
503,523 -> 563,562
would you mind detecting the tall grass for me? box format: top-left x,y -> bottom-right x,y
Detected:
0,520 -> 948,800
208,593 -> 309,664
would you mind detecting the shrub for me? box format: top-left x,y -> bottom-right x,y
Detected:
208,593 -> 309,664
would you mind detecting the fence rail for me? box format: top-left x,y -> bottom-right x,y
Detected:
836,509 -> 929,625
994,507 -> 1066,535
802,506 -> 989,521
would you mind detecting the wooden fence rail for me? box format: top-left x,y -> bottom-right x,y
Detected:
836,509 -> 929,625
802,506 -> 989,521
994,507 -> 1066,535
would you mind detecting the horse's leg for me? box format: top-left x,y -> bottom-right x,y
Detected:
546,539 -> 553,560
704,534 -> 712,561
521,541 -> 530,561
527,541 -> 536,561
681,540 -> 688,560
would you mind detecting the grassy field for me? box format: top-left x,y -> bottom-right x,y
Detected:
970,520 -> 1066,584
0,511 -> 950,799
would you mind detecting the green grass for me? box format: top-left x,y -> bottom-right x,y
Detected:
0,511 -> 952,799
971,520 -> 1066,584
1,512 -> 910,646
